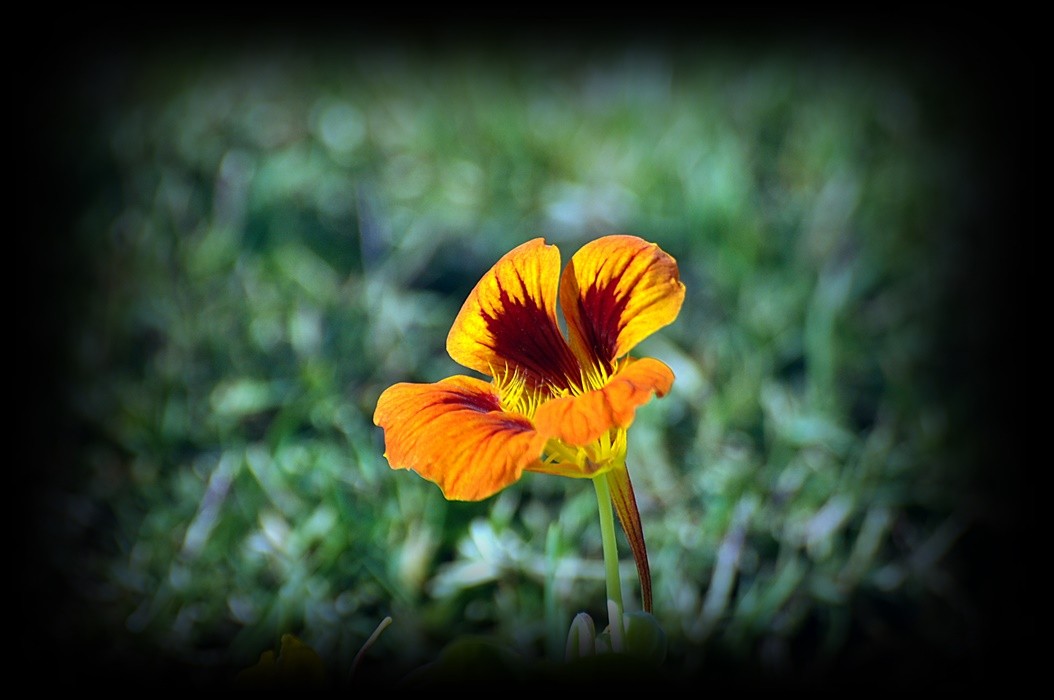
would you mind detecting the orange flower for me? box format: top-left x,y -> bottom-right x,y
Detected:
373,235 -> 685,611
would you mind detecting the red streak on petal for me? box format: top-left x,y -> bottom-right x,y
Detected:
578,281 -> 631,368
481,273 -> 581,390
435,387 -> 501,412
566,250 -> 650,368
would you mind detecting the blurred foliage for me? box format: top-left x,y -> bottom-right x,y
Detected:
26,32 -> 1028,689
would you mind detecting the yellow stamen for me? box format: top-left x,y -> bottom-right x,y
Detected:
490,363 -> 544,419
541,426 -> 627,475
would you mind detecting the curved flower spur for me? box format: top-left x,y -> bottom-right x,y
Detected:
373,235 -> 685,614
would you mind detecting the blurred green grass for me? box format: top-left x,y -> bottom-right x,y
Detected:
24,32 -> 1029,689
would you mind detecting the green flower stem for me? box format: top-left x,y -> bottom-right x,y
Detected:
593,473 -> 625,651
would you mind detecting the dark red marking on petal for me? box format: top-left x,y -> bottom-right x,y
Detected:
481,273 -> 581,390
436,388 -> 502,412
575,259 -> 647,367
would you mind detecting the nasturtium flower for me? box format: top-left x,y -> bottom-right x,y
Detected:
373,235 -> 685,611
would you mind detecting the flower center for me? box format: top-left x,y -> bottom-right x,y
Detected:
542,426 -> 627,476
493,359 -> 630,477
543,358 -> 628,475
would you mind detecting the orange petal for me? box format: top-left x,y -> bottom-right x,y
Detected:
605,466 -> 652,613
560,235 -> 685,369
373,376 -> 545,501
533,357 -> 675,447
446,238 -> 580,390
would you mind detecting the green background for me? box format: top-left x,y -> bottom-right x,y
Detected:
23,25 -> 1031,689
